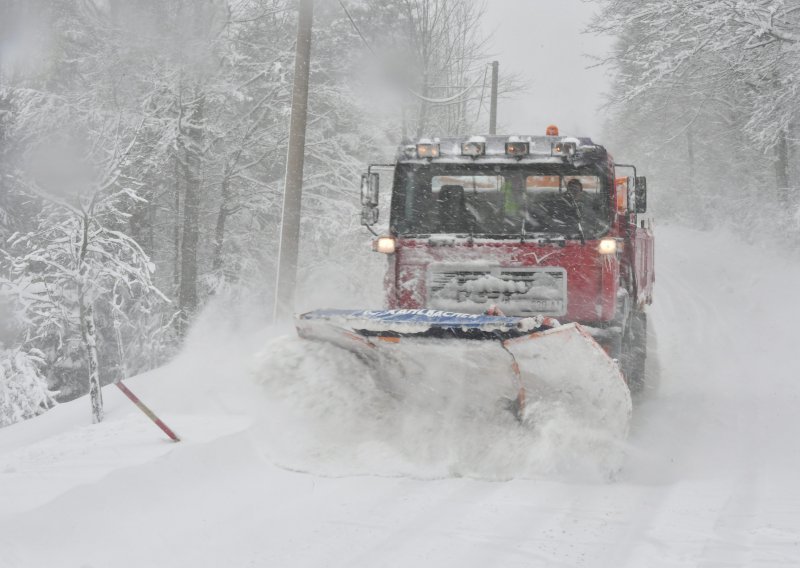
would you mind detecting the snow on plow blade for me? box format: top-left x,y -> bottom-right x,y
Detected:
503,324 -> 632,439
295,309 -> 631,438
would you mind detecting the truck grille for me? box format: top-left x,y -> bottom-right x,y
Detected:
427,266 -> 567,316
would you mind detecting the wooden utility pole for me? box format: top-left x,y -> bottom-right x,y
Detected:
274,0 -> 314,322
489,61 -> 499,135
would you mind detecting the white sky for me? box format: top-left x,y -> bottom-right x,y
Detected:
483,0 -> 613,139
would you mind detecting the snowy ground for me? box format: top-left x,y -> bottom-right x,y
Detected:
2,225 -> 800,568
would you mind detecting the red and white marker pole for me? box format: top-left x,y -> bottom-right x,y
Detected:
115,381 -> 180,442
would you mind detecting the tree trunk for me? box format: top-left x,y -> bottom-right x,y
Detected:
79,287 -> 103,424
173,157 -> 181,289
177,92 -> 204,335
178,169 -> 200,332
77,215 -> 103,424
776,128 -> 790,207
212,175 -> 231,273
687,124 -> 695,183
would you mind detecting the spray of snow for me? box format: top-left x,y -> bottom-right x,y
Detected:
252,330 -> 629,481
85,292 -> 631,482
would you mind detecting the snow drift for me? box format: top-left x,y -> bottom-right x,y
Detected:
3,226 -> 800,568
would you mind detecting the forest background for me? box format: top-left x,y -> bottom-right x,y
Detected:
1,0 -> 798,425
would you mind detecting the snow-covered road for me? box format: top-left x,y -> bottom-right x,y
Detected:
2,226 -> 800,568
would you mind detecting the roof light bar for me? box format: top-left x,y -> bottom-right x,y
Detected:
505,141 -> 530,158
461,141 -> 486,157
554,141 -> 577,157
416,143 -> 440,159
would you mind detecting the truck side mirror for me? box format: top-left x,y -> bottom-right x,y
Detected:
361,207 -> 379,226
634,176 -> 647,213
361,173 -> 379,206
360,172 -> 380,225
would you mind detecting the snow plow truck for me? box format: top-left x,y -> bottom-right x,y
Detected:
296,128 -> 654,429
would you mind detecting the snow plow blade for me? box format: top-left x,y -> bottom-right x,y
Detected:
295,309 -> 631,437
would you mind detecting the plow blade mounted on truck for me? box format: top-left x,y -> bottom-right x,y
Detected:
296,309 -> 632,439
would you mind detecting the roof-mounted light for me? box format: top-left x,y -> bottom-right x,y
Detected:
401,144 -> 416,159
554,141 -> 577,157
416,142 -> 440,159
461,140 -> 486,157
505,140 -> 530,158
546,125 -> 559,136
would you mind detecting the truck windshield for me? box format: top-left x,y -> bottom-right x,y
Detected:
390,163 -> 612,239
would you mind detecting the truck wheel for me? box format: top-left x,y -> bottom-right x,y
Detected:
624,310 -> 647,393
600,329 -> 624,376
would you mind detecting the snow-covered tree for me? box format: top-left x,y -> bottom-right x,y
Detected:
593,0 -> 800,238
0,0 -> 507,422
1,86 -> 171,422
0,348 -> 57,427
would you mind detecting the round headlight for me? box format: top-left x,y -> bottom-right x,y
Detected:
373,237 -> 396,254
598,239 -> 617,255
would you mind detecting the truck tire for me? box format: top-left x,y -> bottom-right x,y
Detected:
624,310 -> 647,393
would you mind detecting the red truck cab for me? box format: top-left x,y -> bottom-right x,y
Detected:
361,132 -> 654,388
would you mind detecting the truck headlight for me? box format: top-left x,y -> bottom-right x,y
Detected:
372,236 -> 396,254
598,238 -> 617,255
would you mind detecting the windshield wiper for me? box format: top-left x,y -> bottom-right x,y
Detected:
565,193 -> 586,245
